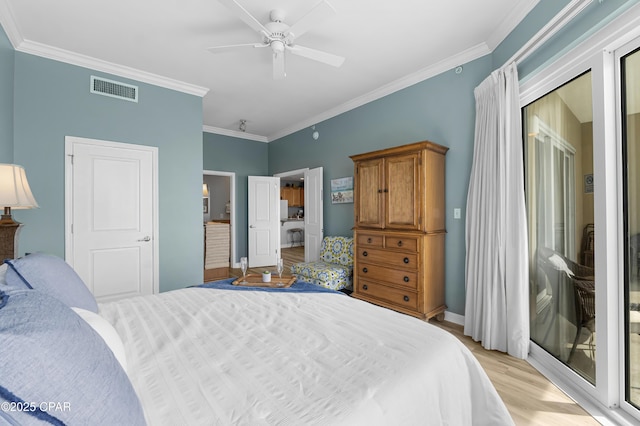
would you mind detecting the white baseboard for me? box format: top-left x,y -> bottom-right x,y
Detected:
444,310 -> 465,326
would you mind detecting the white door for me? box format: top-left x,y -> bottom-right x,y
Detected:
304,167 -> 323,261
65,137 -> 157,302
248,176 -> 280,267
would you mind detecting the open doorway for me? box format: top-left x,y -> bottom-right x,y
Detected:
203,171 -> 236,281
275,168 -> 306,248
274,167 -> 323,262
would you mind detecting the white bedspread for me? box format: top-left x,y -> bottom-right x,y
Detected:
99,288 -> 513,426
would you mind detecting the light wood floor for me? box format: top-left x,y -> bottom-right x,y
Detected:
432,321 -> 598,425
230,247 -> 598,425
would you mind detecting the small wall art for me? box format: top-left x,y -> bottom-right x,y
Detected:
331,176 -> 353,204
584,173 -> 593,194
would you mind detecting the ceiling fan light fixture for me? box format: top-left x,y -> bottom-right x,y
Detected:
212,0 -> 344,80
271,40 -> 285,54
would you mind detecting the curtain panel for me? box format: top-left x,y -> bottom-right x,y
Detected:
464,63 -> 529,359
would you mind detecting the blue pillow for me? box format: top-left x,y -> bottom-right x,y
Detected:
5,253 -> 98,313
0,287 -> 145,426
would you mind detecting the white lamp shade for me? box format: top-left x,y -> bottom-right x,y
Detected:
0,164 -> 39,209
202,183 -> 209,197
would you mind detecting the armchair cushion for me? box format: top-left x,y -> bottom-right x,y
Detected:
291,236 -> 354,291
319,236 -> 354,267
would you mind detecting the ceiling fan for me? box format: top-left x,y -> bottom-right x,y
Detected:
208,0 -> 345,79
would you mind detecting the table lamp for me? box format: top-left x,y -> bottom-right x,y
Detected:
0,164 -> 39,261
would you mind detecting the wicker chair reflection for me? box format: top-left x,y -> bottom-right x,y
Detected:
536,246 -> 595,361
629,233 -> 640,277
568,278 -> 596,363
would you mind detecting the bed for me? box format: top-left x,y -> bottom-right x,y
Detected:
0,253 -> 514,425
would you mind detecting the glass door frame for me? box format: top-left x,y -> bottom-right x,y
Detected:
519,6 -> 640,423
615,37 -> 640,418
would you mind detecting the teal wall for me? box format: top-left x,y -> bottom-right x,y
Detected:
11,53 -> 204,293
494,0 -> 637,77
202,132 -> 268,263
268,56 -> 492,315
0,25 -> 13,162
491,0 -> 571,70
2,0 -> 634,307
204,0 -> 638,315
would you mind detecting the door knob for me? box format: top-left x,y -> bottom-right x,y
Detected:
137,236 -> 151,242
250,225 -> 255,228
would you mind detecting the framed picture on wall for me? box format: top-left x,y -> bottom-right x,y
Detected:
203,197 -> 209,213
331,177 -> 353,204
584,173 -> 593,194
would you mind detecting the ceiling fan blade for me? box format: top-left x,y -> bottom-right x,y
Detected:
218,0 -> 269,36
287,45 -> 345,67
288,0 -> 336,39
273,52 -> 286,80
207,43 -> 267,53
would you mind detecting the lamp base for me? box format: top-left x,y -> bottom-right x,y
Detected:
0,221 -> 22,262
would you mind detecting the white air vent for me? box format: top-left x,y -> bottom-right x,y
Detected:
90,76 -> 138,102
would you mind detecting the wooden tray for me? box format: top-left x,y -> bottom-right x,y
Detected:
232,274 -> 296,288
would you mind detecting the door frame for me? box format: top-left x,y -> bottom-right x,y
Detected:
203,170 -> 237,267
274,168 -> 308,182
64,136 -> 160,295
274,167 -> 324,261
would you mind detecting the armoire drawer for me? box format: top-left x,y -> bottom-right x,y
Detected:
357,280 -> 418,311
357,233 -> 383,248
384,235 -> 418,252
357,248 -> 418,269
357,262 -> 418,290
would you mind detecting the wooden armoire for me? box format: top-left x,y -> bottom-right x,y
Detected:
350,141 -> 448,320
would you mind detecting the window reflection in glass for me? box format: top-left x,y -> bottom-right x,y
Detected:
524,71 -> 595,384
622,47 -> 640,408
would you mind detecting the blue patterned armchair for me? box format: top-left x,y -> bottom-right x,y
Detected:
291,236 -> 354,291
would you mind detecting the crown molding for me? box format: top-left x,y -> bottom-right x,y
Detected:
504,0 -> 593,67
486,0 -> 540,51
14,40 -> 209,97
203,125 -> 269,143
266,43 -> 491,142
0,0 -> 23,48
1,0 -> 208,97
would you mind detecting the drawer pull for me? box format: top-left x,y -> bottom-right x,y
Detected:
403,257 -> 409,264
397,240 -> 403,247
363,285 -> 368,291
403,295 -> 410,302
378,189 -> 382,193
403,276 -> 409,282
383,189 -> 388,193
363,267 -> 368,273
363,251 -> 368,257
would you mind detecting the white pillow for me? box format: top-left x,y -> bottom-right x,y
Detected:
71,307 -> 128,372
548,254 -> 574,278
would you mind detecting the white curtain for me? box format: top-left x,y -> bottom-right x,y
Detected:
464,63 -> 529,359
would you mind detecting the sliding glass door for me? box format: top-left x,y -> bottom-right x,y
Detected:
524,72 -> 596,384
622,45 -> 640,410
520,10 -> 640,421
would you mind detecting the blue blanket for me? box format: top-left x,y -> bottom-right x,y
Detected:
197,277 -> 343,294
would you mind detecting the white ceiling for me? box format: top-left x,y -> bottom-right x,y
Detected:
0,0 -> 539,141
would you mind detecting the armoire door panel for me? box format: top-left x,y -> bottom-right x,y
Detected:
355,159 -> 384,228
385,152 -> 420,229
